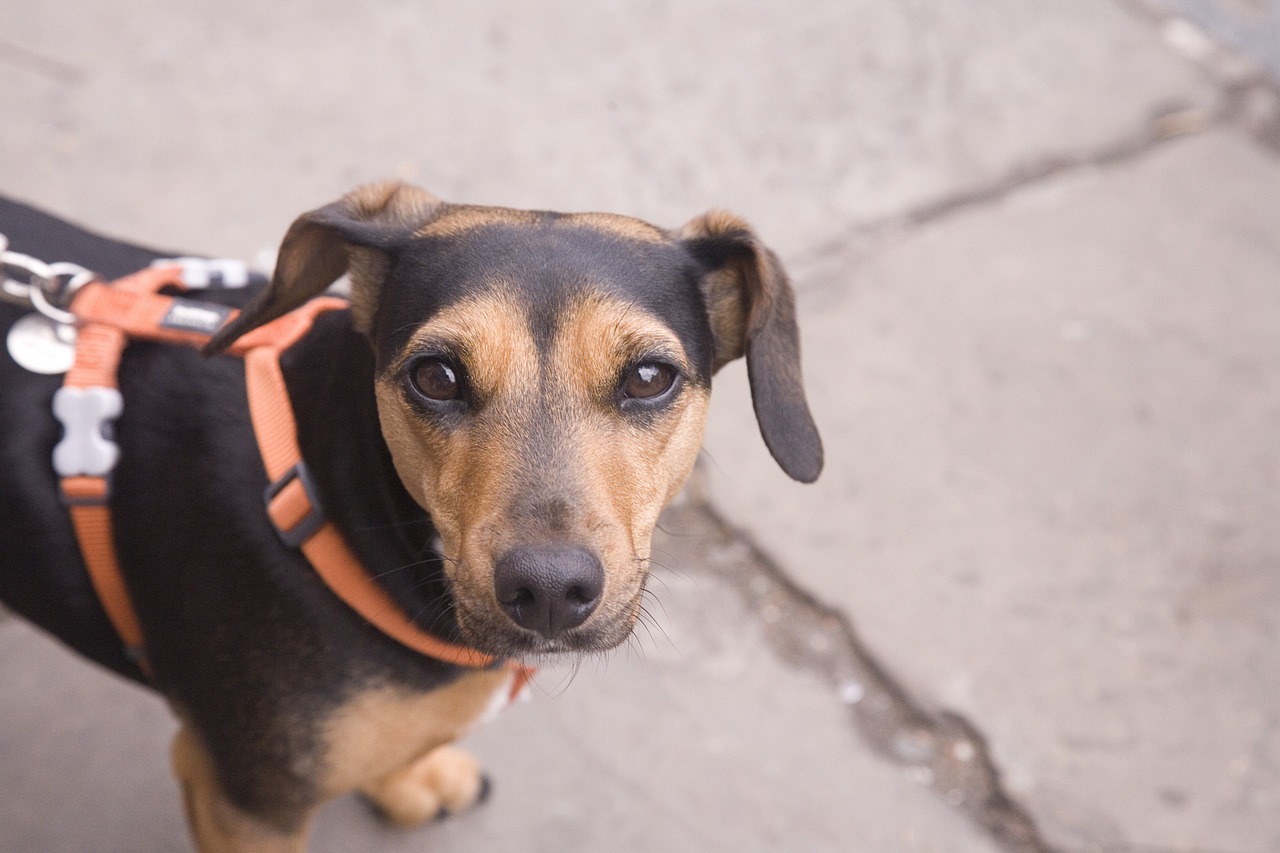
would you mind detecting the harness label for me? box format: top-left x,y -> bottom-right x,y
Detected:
161,298 -> 233,335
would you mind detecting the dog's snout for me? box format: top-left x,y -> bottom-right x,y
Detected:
493,546 -> 604,639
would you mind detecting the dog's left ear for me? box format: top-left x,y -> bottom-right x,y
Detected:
679,211 -> 823,483
204,181 -> 444,354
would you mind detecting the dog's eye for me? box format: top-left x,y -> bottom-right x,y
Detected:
408,358 -> 462,401
621,362 -> 677,401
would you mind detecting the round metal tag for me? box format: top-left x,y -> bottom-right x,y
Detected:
6,313 -> 77,375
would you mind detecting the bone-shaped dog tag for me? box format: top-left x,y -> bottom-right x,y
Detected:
52,386 -> 124,477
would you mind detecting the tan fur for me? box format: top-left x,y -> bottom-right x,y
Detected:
172,724 -> 312,853
361,745 -> 487,826
416,205 -> 667,244
547,291 -> 709,546
677,210 -> 757,371
339,182 -> 444,334
375,288 -> 708,651
375,289 -> 541,542
416,206 -> 544,239
696,265 -> 749,370
342,181 -> 442,222
563,211 -> 668,243
346,248 -> 391,335
319,670 -> 509,799
170,670 -> 506,853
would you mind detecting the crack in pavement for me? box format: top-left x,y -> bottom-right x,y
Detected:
792,102 -> 1216,283
729,14 -> 1279,843
664,468 -> 1059,853
0,38 -> 85,85
792,32 -> 1280,284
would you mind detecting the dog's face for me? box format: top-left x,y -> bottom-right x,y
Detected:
210,183 -> 821,658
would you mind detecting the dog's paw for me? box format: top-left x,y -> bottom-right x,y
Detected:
362,745 -> 491,827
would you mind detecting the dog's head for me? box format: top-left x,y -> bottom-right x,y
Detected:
209,182 -> 821,657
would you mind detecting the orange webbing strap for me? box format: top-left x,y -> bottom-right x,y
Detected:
64,476 -> 150,674
242,298 -> 499,670
71,277 -> 235,348
58,270 -> 525,682
57,265 -> 190,678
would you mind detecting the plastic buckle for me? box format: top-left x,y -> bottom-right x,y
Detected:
52,386 -> 122,500
263,461 -> 325,548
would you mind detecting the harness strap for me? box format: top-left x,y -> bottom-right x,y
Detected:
64,475 -> 150,672
241,298 -> 496,669
57,266 -> 190,676
56,268 -> 512,680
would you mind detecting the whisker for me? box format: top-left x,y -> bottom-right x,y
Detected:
347,517 -> 434,535
368,556 -> 438,581
640,585 -> 674,621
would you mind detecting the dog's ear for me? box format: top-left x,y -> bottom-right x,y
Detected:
679,211 -> 823,483
204,181 -> 444,353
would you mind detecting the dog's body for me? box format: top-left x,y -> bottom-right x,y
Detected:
0,185 -> 820,851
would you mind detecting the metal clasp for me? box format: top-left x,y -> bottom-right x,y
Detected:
263,461 -> 326,549
1,232 -> 96,325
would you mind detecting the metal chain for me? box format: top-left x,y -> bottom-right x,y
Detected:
0,231 -> 96,324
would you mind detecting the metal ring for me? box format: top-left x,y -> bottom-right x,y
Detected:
0,278 -> 31,305
30,285 -> 78,326
2,250 -> 55,284
48,262 -> 97,304
2,250 -> 49,308
2,251 -> 98,320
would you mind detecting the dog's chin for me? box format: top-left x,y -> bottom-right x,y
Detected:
456,610 -> 639,662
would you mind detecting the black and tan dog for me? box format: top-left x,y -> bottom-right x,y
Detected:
0,183 -> 821,851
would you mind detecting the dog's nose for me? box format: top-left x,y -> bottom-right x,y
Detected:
493,546 -> 604,639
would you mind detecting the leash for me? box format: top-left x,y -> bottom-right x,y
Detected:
5,242 -> 527,691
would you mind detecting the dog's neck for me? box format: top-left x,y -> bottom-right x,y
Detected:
280,310 -> 464,648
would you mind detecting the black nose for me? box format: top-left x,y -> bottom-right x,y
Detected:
493,546 -> 604,639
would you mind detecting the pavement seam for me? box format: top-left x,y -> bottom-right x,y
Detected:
665,468 -> 1061,853
792,26 -> 1279,280
0,37 -> 85,85
791,106 -> 1209,282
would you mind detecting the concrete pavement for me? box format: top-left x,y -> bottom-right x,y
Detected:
2,1 -> 1278,850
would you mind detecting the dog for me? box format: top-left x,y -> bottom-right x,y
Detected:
0,182 -> 822,852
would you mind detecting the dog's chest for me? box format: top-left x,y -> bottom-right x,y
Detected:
318,667 -> 515,795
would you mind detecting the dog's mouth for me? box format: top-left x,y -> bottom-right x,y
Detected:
450,578 -> 646,661
428,527 -> 654,660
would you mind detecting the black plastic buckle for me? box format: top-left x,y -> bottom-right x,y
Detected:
263,461 -> 325,549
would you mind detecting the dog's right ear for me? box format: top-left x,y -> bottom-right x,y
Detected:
203,181 -> 445,354
679,211 -> 823,484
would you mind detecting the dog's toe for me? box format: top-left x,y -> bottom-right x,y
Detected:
362,745 -> 490,827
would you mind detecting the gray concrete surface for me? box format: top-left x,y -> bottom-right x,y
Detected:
2,1 -> 1278,851
1158,0 -> 1280,81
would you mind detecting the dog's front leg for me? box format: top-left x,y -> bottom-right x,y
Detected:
360,743 -> 489,826
171,725 -> 313,853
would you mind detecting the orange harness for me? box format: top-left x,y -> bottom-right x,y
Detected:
55,263 -> 529,694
